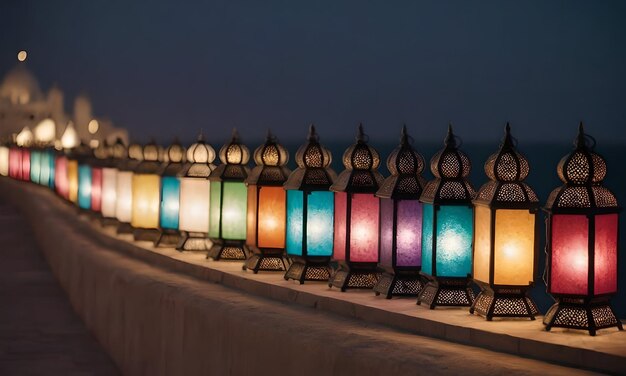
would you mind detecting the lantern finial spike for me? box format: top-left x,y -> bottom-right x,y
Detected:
231,128 -> 240,143
576,122 -> 586,148
400,124 -> 408,145
356,123 -> 366,142
307,124 -> 318,141
197,129 -> 204,142
502,122 -> 514,148
265,128 -> 276,143
444,123 -> 457,147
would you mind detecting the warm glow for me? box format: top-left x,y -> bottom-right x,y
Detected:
255,186 -> 286,248
89,139 -> 99,148
101,168 -> 118,218
131,174 -> 161,229
473,205 -> 491,283
88,119 -> 99,134
440,232 -> 463,255
550,214 -> 589,295
494,209 -> 535,285
16,127 -> 33,147
17,50 -> 27,62
179,178 -> 210,233
67,160 -> 78,204
61,123 -> 79,149
0,146 -> 9,176
115,171 -> 133,223
34,118 -> 56,143
347,193 -> 379,263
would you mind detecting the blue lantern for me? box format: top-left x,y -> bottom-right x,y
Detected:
417,125 -> 476,308
284,126 -> 337,283
155,140 -> 186,247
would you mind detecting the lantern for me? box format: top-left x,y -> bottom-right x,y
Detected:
54,152 -> 69,200
154,140 -> 186,247
543,124 -> 622,335
100,139 -> 126,225
39,147 -> 56,189
328,125 -> 384,291
76,144 -> 95,210
20,147 -> 31,182
177,134 -> 215,251
283,126 -> 337,284
470,124 -> 539,320
116,143 -> 143,234
9,146 -> 22,180
0,143 -> 9,177
131,142 -> 163,241
243,131 -> 291,273
89,142 -> 109,213
30,148 -> 41,184
207,129 -> 250,261
417,125 -> 476,308
374,126 -> 426,298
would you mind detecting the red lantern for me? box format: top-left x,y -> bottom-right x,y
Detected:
543,124 -> 622,335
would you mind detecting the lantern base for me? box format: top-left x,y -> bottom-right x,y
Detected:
176,231 -> 209,251
284,257 -> 332,284
543,297 -> 623,336
417,274 -> 475,309
243,248 -> 289,273
154,229 -> 181,248
99,217 -> 120,228
470,282 -> 538,320
328,263 -> 380,292
116,222 -> 134,235
374,269 -> 423,299
133,228 -> 160,243
207,240 -> 246,261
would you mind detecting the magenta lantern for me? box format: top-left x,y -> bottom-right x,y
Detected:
329,125 -> 384,291
374,126 -> 426,298
543,124 -> 622,335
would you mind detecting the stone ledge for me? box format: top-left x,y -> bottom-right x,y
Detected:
2,178 -> 625,375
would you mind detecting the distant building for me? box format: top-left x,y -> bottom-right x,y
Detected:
0,51 -> 128,147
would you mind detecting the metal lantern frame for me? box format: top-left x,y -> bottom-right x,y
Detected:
417,125 -> 476,309
543,124 -> 622,335
469,124 -> 540,320
374,126 -> 427,299
243,132 -> 291,273
131,141 -> 163,242
154,140 -> 187,247
328,125 -> 384,291
116,143 -> 143,234
283,126 -> 337,284
89,141 -> 110,214
207,130 -> 251,261
176,134 -> 216,251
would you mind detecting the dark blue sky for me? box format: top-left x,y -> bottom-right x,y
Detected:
1,0 -> 624,145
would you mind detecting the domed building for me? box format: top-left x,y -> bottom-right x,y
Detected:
0,51 -> 128,147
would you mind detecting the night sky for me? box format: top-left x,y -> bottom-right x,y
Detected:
1,0 -> 625,145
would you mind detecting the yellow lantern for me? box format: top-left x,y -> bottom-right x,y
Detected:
177,134 -> 216,251
116,143 -> 143,234
470,124 -> 539,320
131,142 -> 163,241
243,131 -> 291,273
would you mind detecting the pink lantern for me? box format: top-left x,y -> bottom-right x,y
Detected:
329,125 -> 384,291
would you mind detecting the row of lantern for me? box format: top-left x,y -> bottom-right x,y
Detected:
0,123 -> 621,336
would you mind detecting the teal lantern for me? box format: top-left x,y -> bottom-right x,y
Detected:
284,125 -> 337,284
155,140 -> 187,247
207,129 -> 250,261
77,143 -> 95,210
417,125 -> 476,308
30,148 -> 41,184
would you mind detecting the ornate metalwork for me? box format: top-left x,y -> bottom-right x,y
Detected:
208,241 -> 246,261
284,256 -> 332,284
243,252 -> 290,273
470,281 -> 538,320
329,264 -> 380,291
246,131 -> 290,186
210,129 -> 250,181
544,297 -> 623,336
374,271 -> 423,299
417,275 -> 475,308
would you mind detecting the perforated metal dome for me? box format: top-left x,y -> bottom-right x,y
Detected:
246,131 -> 291,185
545,123 -> 618,211
330,124 -> 383,193
210,129 -> 250,181
420,125 -> 475,203
183,133 -> 216,178
475,123 -> 538,207
283,125 -> 336,190
165,139 -> 186,164
376,125 -> 426,199
110,138 -> 127,160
